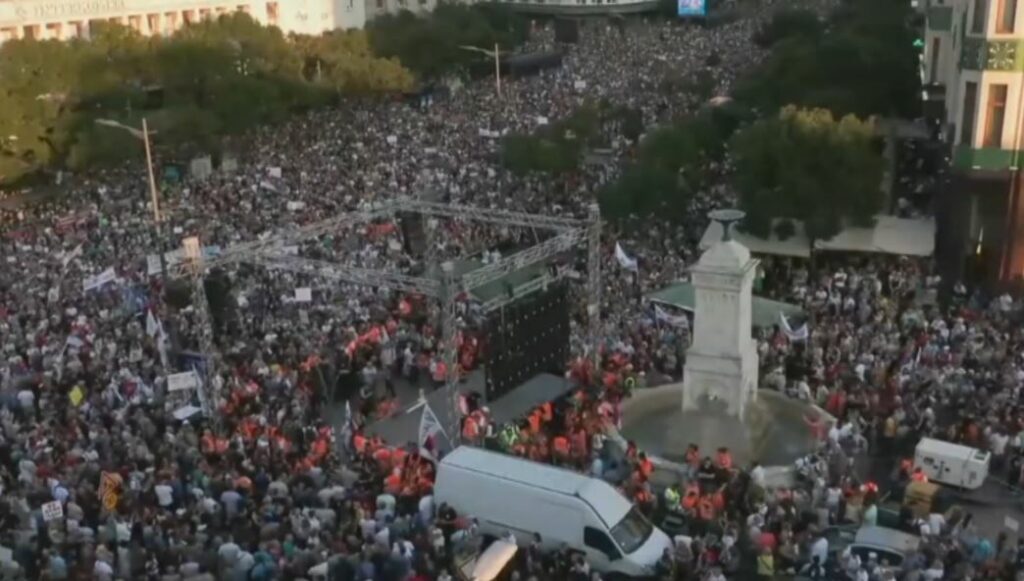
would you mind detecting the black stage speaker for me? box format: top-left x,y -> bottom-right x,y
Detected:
399,213 -> 427,257
554,18 -> 580,44
484,282 -> 570,401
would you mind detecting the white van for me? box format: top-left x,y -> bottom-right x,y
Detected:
435,447 -> 672,578
913,437 -> 989,490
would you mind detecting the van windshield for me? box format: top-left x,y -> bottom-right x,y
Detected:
609,506 -> 654,554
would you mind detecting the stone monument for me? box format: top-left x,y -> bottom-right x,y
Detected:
682,209 -> 759,417
617,209 -> 825,469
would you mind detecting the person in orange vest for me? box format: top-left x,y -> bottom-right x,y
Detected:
431,358 -> 447,390
373,446 -> 393,470
695,494 -> 716,534
637,452 -> 654,480
462,413 -> 480,444
552,435 -> 571,464
541,401 -> 553,424
681,483 -> 700,513
527,409 -> 542,435
384,467 -> 403,495
634,486 -> 654,513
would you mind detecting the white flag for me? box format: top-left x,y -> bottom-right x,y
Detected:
418,403 -> 447,460
615,242 -> 638,271
146,310 -> 160,338
61,243 -> 83,269
654,305 -> 689,329
780,313 -> 809,342
157,328 -> 169,369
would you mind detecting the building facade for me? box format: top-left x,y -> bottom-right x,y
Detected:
925,0 -> 1024,284
0,0 -> 364,41
0,0 -> 660,43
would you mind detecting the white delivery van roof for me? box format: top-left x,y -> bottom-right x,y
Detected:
917,438 -> 989,462
440,447 -> 632,527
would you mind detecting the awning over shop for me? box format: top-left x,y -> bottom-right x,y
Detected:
700,219 -> 811,258
647,282 -> 803,329
814,215 -> 936,256
699,215 -> 936,258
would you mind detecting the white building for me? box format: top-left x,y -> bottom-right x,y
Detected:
0,0 -> 366,41
922,0 -> 1024,283
0,0 -> 661,43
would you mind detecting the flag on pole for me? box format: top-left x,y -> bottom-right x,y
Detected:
615,242 -> 638,271
61,243 -> 83,269
780,313 -> 809,341
418,402 -> 447,461
146,310 -> 160,338
156,328 -> 169,370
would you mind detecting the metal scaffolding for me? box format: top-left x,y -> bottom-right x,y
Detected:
169,199 -> 602,444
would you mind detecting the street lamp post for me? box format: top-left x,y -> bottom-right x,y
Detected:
95,118 -> 167,278
459,43 -> 501,98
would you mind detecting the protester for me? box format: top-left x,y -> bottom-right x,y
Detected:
2,2 -> 1018,580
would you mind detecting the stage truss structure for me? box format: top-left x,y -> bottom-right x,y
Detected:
168,198 -> 603,441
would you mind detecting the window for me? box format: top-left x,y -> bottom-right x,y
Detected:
972,0 -> 988,33
984,84 -> 1008,147
929,38 -> 940,84
584,527 -> 621,561
961,81 -> 979,145
998,0 -> 1018,32
609,506 -> 654,554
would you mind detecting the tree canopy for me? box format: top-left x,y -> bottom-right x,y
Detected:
598,104 -> 747,222
736,0 -> 920,119
367,2 -> 528,78
730,106 -> 885,241
0,12 -> 420,183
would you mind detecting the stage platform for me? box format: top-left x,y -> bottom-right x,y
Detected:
352,372 -> 571,450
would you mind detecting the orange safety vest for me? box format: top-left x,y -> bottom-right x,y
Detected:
639,458 -> 654,479
682,492 -> 699,510
433,362 -> 447,382
385,472 -> 402,494
353,434 -> 368,454
553,436 -> 570,456
541,402 -> 553,423
462,417 -> 479,440
392,447 -> 408,468
528,411 -> 542,434
312,438 -> 329,460
374,447 -> 393,467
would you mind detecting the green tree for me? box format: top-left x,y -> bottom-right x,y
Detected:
368,3 -> 527,78
736,0 -> 920,119
753,8 -> 822,47
598,164 -> 689,221
501,133 -> 579,175
0,39 -> 83,181
731,106 -> 885,242
294,30 -> 413,94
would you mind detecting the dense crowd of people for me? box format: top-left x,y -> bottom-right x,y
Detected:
2,0 -> 1023,580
